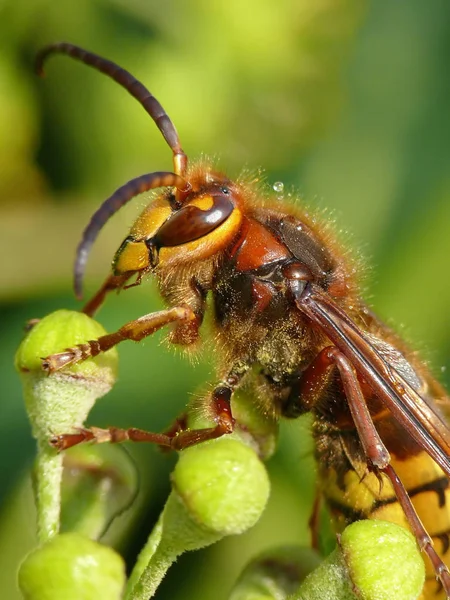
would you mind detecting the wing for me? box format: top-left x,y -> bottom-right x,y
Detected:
295,284 -> 450,478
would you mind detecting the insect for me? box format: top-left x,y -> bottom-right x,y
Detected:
36,42 -> 450,599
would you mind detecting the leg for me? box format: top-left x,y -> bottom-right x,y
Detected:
50,363 -> 250,452
82,273 -> 135,317
284,346 -> 390,469
42,305 -> 197,372
167,277 -> 207,346
24,318 -> 41,332
157,412 -> 189,454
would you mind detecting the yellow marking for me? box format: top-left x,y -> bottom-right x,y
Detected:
324,467 -> 395,513
189,195 -> 215,211
131,199 -> 172,238
370,503 -> 409,529
392,451 -> 446,490
411,489 -> 450,536
113,240 -> 149,275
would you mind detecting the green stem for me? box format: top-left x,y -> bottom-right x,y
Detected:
16,310 -> 119,543
34,443 -> 63,543
125,492 -> 223,600
125,516 -> 168,600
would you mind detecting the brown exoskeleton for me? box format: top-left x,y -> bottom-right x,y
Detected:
37,43 -> 450,599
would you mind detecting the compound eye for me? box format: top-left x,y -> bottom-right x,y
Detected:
151,193 -> 235,248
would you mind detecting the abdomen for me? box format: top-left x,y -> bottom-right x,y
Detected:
314,423 -> 450,599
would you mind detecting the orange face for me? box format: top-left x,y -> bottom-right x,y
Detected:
113,184 -> 244,276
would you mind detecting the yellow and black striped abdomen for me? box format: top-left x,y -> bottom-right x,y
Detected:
316,428 -> 450,600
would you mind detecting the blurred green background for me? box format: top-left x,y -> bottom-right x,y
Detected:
2,0 -> 450,598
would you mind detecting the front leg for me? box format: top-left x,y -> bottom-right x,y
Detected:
42,306 -> 197,372
82,272 -> 134,317
165,276 -> 207,346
